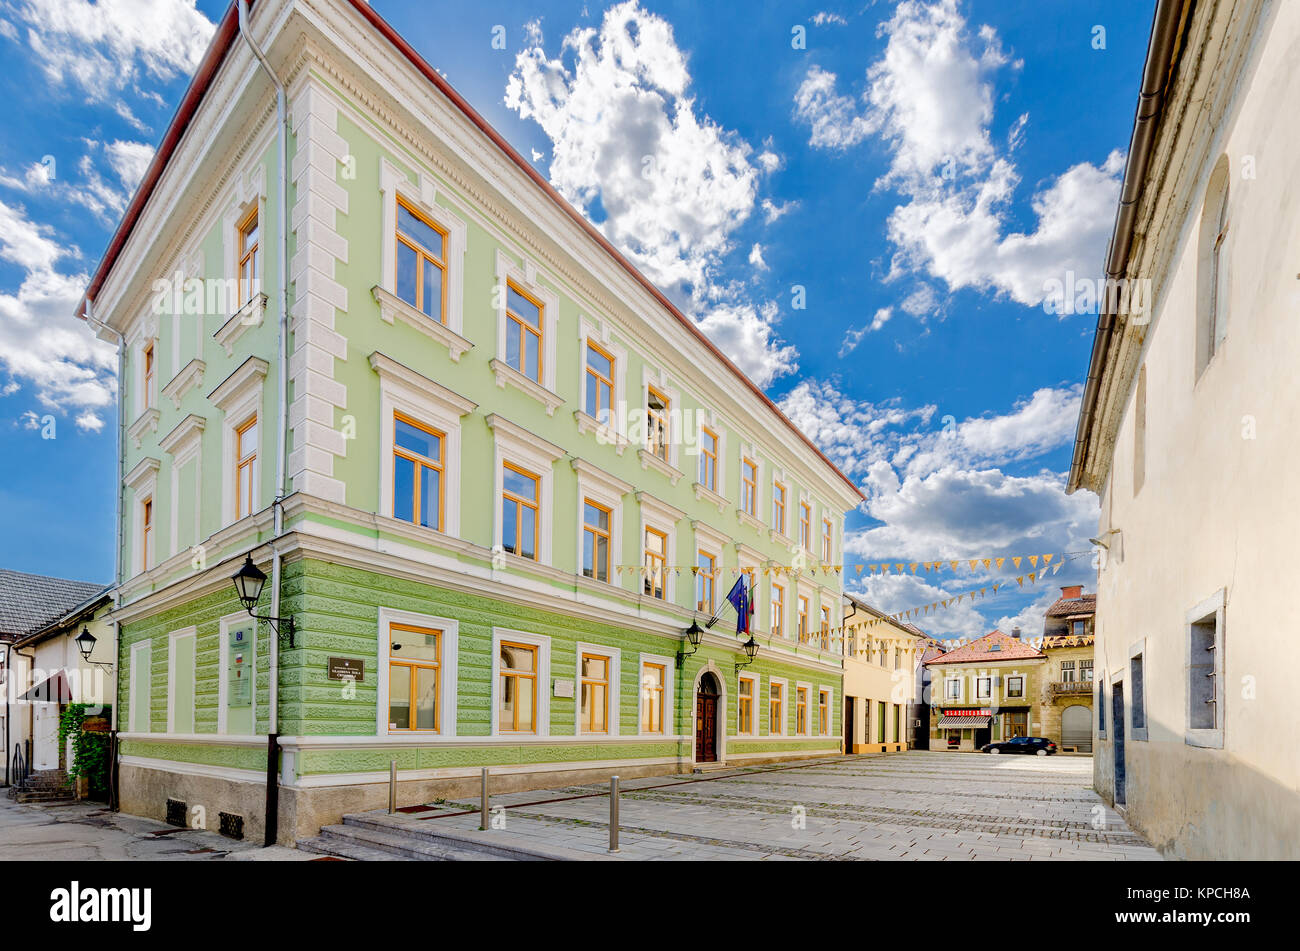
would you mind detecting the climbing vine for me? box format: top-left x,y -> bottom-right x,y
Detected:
56,704 -> 111,798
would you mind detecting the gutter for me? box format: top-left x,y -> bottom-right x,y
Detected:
1067,0 -> 1192,493
238,0 -> 290,849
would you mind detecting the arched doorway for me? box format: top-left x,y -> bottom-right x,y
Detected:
695,672 -> 721,763
1062,704 -> 1092,752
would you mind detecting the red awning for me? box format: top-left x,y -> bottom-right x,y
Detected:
935,716 -> 991,728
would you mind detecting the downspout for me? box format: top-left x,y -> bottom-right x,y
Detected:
238,0 -> 290,847
81,296 -> 126,809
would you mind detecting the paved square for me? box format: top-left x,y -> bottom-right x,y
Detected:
404,751 -> 1160,860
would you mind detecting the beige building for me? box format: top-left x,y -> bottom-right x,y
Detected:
924,630 -> 1047,751
1067,0 -> 1300,857
1038,587 -> 1095,753
841,597 -> 923,753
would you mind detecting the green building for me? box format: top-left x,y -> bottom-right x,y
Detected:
82,0 -> 862,843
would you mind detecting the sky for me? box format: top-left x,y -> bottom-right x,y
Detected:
0,0 -> 1154,639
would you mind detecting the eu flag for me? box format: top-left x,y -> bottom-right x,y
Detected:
724,575 -> 751,634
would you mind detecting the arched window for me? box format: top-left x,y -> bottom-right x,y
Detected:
1196,156 -> 1231,375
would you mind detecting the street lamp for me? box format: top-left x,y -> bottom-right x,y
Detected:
676,619 -> 704,667
735,635 -> 759,675
74,627 -> 114,672
231,554 -> 296,648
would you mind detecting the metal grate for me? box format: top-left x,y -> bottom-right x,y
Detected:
165,798 -> 187,827
218,811 -> 244,840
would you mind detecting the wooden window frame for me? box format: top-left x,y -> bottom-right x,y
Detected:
237,206 -> 260,304
799,502 -> 811,550
819,689 -> 830,736
640,662 -> 666,734
696,550 -> 717,613
646,385 -> 671,461
505,279 -> 545,382
699,427 -> 718,491
584,341 -> 615,424
737,676 -> 754,735
582,498 -> 613,583
235,413 -> 258,520
387,623 -> 442,733
579,652 -> 610,734
501,462 -> 541,561
141,497 -> 153,572
741,458 -> 757,516
771,583 -> 785,637
643,526 -> 668,600
395,196 -> 450,324
796,686 -> 808,735
798,595 -> 810,643
393,411 -> 446,532
142,342 -> 155,410
498,640 -> 539,734
822,517 -> 833,563
769,681 -> 784,735
772,481 -> 786,535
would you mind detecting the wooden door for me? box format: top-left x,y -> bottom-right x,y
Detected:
695,694 -> 717,762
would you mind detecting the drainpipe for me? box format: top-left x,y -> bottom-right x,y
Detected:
238,0 -> 290,848
82,296 -> 125,808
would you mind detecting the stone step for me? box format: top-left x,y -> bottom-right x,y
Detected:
15,791 -> 76,804
296,834 -> 414,862
339,811 -> 616,861
304,823 -> 505,862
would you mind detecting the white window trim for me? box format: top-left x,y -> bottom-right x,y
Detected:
161,415 -> 204,561
636,491 -> 683,604
638,652 -> 675,736
769,578 -> 788,639
493,249 -> 561,411
488,415 -> 564,567
218,611 -> 257,736
795,681 -> 813,736
944,677 -> 963,701
736,441 -> 764,525
692,520 -> 728,614
975,675 -> 993,701
222,166 -> 267,317
209,356 -> 268,527
1005,674 -> 1025,700
575,642 -> 621,737
639,366 -> 683,472
372,351 -> 477,539
691,409 -> 728,508
736,672 -> 758,736
817,685 -> 834,736
1129,638 -> 1148,742
129,640 -> 151,733
767,676 -> 788,736
576,317 -> 628,448
166,627 -> 197,734
125,459 -> 160,575
491,627 -> 551,738
573,459 -> 632,586
1185,588 -> 1226,749
378,606 -> 460,738
796,491 -> 814,553
379,160 -> 469,338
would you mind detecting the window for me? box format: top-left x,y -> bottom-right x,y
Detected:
741,458 -> 757,516
580,653 -> 610,734
396,197 -> 448,323
796,687 -> 808,735
641,663 -> 665,734
797,596 -> 809,643
1080,659 -> 1094,681
769,681 -> 784,735
976,677 -> 992,700
945,678 -> 961,700
738,677 -> 754,735
820,604 -> 831,649
234,414 -> 258,520
388,623 -> 441,732
799,502 -> 811,550
1131,652 -> 1146,732
393,413 -> 444,531
582,499 -> 612,583
1197,155 -> 1231,375
505,281 -> 544,382
821,517 -> 833,563
143,343 -> 155,409
699,428 -> 718,491
502,463 -> 540,560
1097,678 -> 1106,732
772,482 -> 787,535
644,527 -> 667,599
237,206 -> 260,304
585,342 -> 614,424
646,386 -> 670,461
498,641 -> 538,733
1061,660 -> 1076,683
819,689 -> 830,736
1006,676 -> 1024,698
1072,619 -> 1086,637
1188,597 -> 1223,740
893,648 -> 901,670
141,497 -> 153,571
696,550 -> 716,612
771,583 -> 785,637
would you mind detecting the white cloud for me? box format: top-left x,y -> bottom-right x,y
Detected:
747,243 -> 768,271
0,198 -> 115,427
794,0 -> 1123,311
761,198 -> 796,223
812,12 -> 848,27
12,0 -> 215,102
505,0 -> 797,385
838,307 -> 892,357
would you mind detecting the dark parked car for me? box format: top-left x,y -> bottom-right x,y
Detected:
981,736 -> 1057,756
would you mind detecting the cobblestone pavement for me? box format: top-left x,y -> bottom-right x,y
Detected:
0,798 -> 313,861
402,751 -> 1161,861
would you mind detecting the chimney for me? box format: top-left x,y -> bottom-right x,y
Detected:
1061,585 -> 1083,600
1011,627 -> 1021,640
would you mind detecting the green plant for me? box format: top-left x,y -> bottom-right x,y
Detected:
57,704 -> 111,798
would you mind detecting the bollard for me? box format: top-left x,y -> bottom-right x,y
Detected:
388,759 -> 397,814
609,775 -> 620,853
480,767 -> 489,831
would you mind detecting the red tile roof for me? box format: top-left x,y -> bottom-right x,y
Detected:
1046,594 -> 1097,618
924,630 -> 1046,665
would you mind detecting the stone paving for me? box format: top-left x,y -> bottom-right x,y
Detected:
397,751 -> 1161,861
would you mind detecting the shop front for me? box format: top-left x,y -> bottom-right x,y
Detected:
933,708 -> 992,751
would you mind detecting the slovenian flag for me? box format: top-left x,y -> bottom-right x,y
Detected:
724,575 -> 752,634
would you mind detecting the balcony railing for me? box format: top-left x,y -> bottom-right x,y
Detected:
1050,681 -> 1093,696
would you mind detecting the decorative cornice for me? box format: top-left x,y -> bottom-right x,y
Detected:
371,285 -> 473,362
213,294 -> 266,357
637,448 -> 684,486
159,413 -> 207,457
207,355 -> 269,411
160,358 -> 206,409
127,408 -> 160,449
484,413 -> 565,461
368,350 -> 478,416
489,358 -> 564,416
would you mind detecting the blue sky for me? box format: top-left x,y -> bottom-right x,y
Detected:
0,0 -> 1152,637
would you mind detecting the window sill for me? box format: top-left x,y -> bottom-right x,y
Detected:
769,528 -> 794,547
372,285 -> 473,363
489,358 -> 563,416
637,448 -> 684,486
692,481 -> 728,513
127,407 -> 160,449
737,510 -> 765,534
1184,728 -> 1222,749
213,293 -> 267,357
160,359 -> 206,410
574,410 -> 628,454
